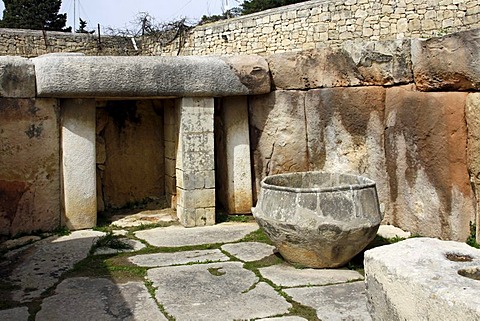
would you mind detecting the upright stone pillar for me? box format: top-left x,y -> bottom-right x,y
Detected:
164,100 -> 178,209
176,97 -> 216,227
222,96 -> 253,214
61,99 -> 97,229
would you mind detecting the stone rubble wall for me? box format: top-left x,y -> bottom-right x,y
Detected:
0,28 -> 139,57
151,0 -> 480,56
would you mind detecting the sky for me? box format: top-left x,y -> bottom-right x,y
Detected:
0,0 -> 244,33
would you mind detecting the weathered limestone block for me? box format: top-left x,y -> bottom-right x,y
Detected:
305,87 -> 389,218
385,85 -> 475,241
218,96 -> 253,214
267,48 -> 364,90
249,91 -> 309,198
365,238 -> 480,321
102,100 -> 165,209
0,98 -> 60,236
466,93 -> 480,243
412,29 -> 480,91
62,99 -> 96,230
176,97 -> 215,227
343,39 -> 413,85
0,56 -> 36,98
33,54 -> 271,98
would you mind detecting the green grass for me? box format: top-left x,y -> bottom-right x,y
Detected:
466,222 -> 480,249
238,228 -> 273,244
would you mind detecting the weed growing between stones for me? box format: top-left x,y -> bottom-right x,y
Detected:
466,222 -> 480,249
90,232 -> 134,254
238,228 -> 273,244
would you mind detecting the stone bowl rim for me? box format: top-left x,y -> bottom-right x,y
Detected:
260,171 -> 376,193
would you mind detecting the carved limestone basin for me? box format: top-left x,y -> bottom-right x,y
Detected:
253,171 -> 383,268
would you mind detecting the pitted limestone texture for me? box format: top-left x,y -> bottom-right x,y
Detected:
129,249 -> 229,267
7,230 -> 104,302
33,54 -> 270,98
253,171 -> 382,268
259,264 -> 363,287
365,238 -> 480,321
135,222 -> 258,247
0,56 -> 36,98
285,282 -> 372,321
36,277 -> 167,321
0,307 -> 29,321
147,261 -> 291,321
221,242 -> 276,262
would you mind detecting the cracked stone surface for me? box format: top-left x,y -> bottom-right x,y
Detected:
129,249 -> 229,267
93,238 -> 146,255
0,307 -> 29,321
259,263 -> 364,287
135,222 -> 258,247
111,209 -> 178,228
221,242 -> 276,262
7,230 -> 105,302
147,261 -> 291,321
285,281 -> 371,321
36,277 -> 167,321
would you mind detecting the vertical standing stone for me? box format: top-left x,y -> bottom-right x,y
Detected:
466,93 -> 480,244
175,97 -> 215,227
164,99 -> 178,209
221,97 -> 253,214
61,99 -> 97,229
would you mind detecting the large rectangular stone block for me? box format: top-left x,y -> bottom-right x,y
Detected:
0,98 -> 61,236
304,86 -> 389,217
466,93 -> 480,243
0,57 -> 36,98
385,85 -> 475,241
62,99 -> 97,229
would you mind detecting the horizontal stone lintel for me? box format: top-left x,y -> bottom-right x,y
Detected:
32,54 -> 271,98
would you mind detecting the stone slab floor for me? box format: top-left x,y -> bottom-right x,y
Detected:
0,221 -> 374,321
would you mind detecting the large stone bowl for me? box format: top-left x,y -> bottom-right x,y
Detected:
252,171 -> 383,268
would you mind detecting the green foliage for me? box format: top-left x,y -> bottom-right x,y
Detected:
76,18 -> 93,34
241,0 -> 309,15
0,0 -> 71,31
466,222 -> 480,249
91,232 -> 133,254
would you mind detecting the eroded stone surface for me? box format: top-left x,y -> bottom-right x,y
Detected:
0,56 -> 36,98
129,249 -> 229,267
259,264 -> 363,287
305,86 -> 388,217
268,48 -> 363,90
0,98 -> 61,237
412,29 -> 480,91
0,236 -> 41,251
249,90 -> 308,198
0,307 -> 29,321
7,230 -> 104,302
365,238 -> 480,321
221,242 -> 276,262
385,85 -> 474,241
33,54 -> 270,98
377,225 -> 411,239
135,222 -> 258,247
36,277 -> 167,321
285,282 -> 371,321
110,209 -> 177,228
147,262 -> 291,321
257,317 -> 307,321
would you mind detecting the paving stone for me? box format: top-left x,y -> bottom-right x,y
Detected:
257,317 -> 308,321
36,277 -> 166,321
377,225 -> 411,239
259,263 -> 364,287
112,230 -> 128,236
129,249 -> 229,267
285,282 -> 371,321
135,222 -> 258,247
147,261 -> 291,321
111,210 -> 178,228
221,242 -> 276,262
0,236 -> 41,251
93,238 -> 146,255
7,230 -> 104,302
0,307 -> 29,321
